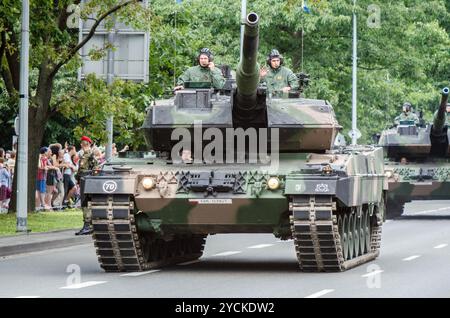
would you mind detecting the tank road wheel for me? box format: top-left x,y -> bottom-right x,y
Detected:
338,214 -> 349,261
341,214 -> 349,261
352,208 -> 361,258
347,213 -> 355,260
357,208 -> 366,256
363,208 -> 371,253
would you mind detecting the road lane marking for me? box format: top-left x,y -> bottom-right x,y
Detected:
15,296 -> 40,298
361,270 -> 384,277
305,289 -> 334,298
212,251 -> 242,257
434,244 -> 448,249
402,255 -> 421,261
408,207 -> 450,216
60,281 -> 107,289
247,244 -> 274,249
120,270 -> 160,277
178,260 -> 201,266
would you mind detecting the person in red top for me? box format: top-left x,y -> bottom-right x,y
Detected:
36,147 -> 49,210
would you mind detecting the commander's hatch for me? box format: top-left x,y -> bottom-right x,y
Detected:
175,88 -> 213,109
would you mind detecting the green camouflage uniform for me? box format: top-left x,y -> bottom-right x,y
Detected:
394,112 -> 420,125
177,65 -> 225,89
77,149 -> 98,223
262,66 -> 299,93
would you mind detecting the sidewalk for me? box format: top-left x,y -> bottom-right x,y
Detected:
0,229 -> 92,257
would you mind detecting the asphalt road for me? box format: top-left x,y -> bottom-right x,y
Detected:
1,200 -> 450,298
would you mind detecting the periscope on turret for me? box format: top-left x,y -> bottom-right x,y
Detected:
82,12 -> 387,273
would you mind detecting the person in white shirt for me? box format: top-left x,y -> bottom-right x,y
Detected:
63,145 -> 78,207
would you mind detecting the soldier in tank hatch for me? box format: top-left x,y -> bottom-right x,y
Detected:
394,102 -> 420,126
174,48 -> 225,91
259,49 -> 299,94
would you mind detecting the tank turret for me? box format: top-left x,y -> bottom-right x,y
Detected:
142,11 -> 341,154
378,87 -> 450,159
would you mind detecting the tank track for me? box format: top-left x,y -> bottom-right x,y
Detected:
290,195 -> 382,272
90,194 -> 206,272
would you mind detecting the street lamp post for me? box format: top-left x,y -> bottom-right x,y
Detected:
17,0 -> 30,232
240,0 -> 247,60
105,23 -> 115,161
350,0 -> 361,145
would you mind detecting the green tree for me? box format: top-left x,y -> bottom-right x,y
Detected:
0,0 -> 149,211
58,74 -> 149,149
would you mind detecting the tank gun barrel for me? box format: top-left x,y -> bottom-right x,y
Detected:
432,87 -> 449,134
235,12 -> 260,109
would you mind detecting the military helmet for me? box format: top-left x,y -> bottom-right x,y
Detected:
267,49 -> 284,66
197,47 -> 213,62
402,102 -> 412,112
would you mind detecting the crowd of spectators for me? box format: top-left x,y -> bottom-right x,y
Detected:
0,148 -> 15,213
0,141 -> 125,213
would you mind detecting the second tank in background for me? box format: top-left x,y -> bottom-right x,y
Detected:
379,87 -> 450,218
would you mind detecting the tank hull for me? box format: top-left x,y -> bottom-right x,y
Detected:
384,160 -> 450,218
85,148 -> 385,272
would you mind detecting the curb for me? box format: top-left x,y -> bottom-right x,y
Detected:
0,229 -> 92,257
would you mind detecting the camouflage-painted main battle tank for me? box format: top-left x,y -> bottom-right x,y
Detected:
84,13 -> 386,272
379,87 -> 450,218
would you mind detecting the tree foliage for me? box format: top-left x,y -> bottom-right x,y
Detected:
0,0 -> 449,212
58,74 -> 149,148
0,0 -> 148,211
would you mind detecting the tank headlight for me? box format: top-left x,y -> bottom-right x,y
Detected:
267,177 -> 280,190
142,177 -> 155,190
